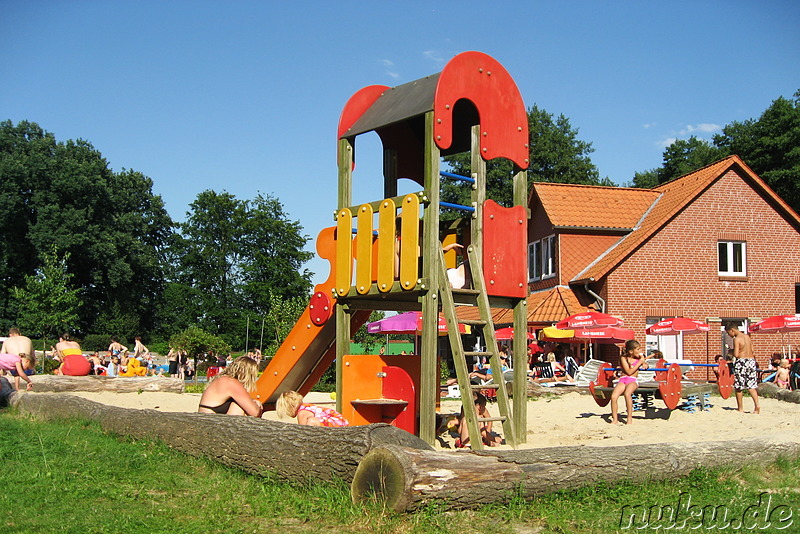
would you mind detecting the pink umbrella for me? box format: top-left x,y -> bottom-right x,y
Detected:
367,311 -> 467,335
556,311 -> 623,330
646,317 -> 710,336
494,327 -> 534,341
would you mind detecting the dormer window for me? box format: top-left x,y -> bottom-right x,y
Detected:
529,235 -> 555,281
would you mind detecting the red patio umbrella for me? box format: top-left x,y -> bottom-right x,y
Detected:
749,314 -> 800,358
646,317 -> 710,336
573,326 -> 635,343
494,327 -> 535,341
556,311 -> 624,330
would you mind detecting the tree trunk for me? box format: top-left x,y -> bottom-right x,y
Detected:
352,439 -> 800,512
758,382 -> 800,404
26,375 -> 185,393
13,393 -> 432,483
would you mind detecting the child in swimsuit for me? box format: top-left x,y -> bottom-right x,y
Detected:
276,390 -> 349,427
775,359 -> 791,389
609,339 -> 648,425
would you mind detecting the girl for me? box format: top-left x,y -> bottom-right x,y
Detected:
0,353 -> 36,391
198,356 -> 263,416
609,339 -> 648,425
775,359 -> 791,389
276,390 -> 349,427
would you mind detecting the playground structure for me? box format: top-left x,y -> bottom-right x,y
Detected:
251,51 -> 531,447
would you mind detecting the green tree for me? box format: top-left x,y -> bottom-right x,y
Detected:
0,120 -> 174,335
169,326 -> 232,367
714,90 -> 800,213
631,137 -> 726,188
10,247 -> 80,349
441,104 -> 611,216
171,190 -> 313,348
262,292 -> 307,355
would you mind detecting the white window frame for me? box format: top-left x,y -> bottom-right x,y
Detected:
528,241 -> 542,281
718,241 -> 746,277
541,235 -> 555,280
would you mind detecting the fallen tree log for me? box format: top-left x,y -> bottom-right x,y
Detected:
352,438 -> 800,512
25,375 -> 185,393
758,381 -> 800,404
13,393 -> 431,483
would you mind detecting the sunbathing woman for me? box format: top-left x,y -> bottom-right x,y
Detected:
609,339 -> 648,425
276,390 -> 349,427
197,356 -> 263,416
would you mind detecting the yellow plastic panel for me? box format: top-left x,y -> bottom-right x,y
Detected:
442,232 -> 458,269
377,199 -> 396,292
399,194 -> 420,290
335,208 -> 353,296
355,204 -> 374,294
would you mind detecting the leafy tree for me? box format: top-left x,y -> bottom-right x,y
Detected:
168,326 -> 231,367
441,105 -> 611,216
351,310 -> 386,354
714,90 -> 800,214
171,190 -> 313,348
631,90 -> 800,215
0,120 -> 174,335
262,292 -> 307,355
631,137 -> 726,188
10,247 -> 80,351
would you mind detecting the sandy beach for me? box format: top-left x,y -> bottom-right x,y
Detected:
63,386 -> 800,450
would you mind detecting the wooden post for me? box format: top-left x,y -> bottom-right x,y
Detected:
336,137 -> 354,413
419,111 -> 440,445
470,125 -> 486,248
512,165 -> 528,443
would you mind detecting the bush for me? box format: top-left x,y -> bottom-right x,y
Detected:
82,334 -> 111,352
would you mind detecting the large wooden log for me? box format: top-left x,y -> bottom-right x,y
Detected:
24,375 -> 185,393
758,381 -> 800,404
13,393 -> 432,483
353,438 -> 800,512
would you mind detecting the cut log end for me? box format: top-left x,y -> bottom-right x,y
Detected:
351,446 -> 409,512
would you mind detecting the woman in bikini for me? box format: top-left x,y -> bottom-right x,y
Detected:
609,339 -> 648,425
276,390 -> 349,427
198,356 -> 263,416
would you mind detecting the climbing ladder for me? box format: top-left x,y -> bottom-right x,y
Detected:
438,245 -> 516,450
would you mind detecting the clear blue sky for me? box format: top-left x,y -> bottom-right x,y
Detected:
3,1 -> 798,285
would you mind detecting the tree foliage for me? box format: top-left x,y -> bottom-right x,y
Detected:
631,90 -> 800,215
169,190 -> 313,348
441,105 -> 611,216
0,120 -> 173,335
168,326 -> 231,365
10,246 -> 80,340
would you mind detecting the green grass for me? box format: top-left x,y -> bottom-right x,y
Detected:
2,410 -> 799,533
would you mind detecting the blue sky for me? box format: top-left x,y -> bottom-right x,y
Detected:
2,1 -> 798,286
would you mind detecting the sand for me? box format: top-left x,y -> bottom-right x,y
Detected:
64,387 -> 800,450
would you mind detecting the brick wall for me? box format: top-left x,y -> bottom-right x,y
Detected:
599,169 -> 800,375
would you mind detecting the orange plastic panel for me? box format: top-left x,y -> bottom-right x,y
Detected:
399,194 -> 419,290
482,200 -> 527,298
355,204 -> 374,294
434,51 -> 529,169
335,209 -> 353,296
377,198 -> 396,292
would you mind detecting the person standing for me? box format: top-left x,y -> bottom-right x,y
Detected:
133,336 -> 149,360
724,322 -> 761,414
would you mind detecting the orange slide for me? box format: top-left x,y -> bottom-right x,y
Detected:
253,227 -> 369,408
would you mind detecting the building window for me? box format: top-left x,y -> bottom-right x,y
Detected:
542,235 -> 555,279
528,241 -> 542,281
718,241 -> 746,277
528,235 -> 555,282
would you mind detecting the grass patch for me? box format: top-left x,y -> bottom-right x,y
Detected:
2,410 -> 798,533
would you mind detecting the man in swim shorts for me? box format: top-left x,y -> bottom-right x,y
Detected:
725,322 -> 760,414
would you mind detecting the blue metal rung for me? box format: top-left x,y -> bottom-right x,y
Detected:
439,171 -> 475,184
439,201 -> 475,213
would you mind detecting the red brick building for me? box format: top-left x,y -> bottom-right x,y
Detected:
527,155 -> 800,371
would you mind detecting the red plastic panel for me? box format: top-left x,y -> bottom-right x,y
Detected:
434,51 -> 529,169
382,365 -> 417,435
337,85 -> 389,140
658,363 -> 682,410
482,200 -> 527,298
717,361 -> 734,399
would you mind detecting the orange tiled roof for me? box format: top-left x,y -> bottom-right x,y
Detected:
533,182 -> 659,230
454,286 -> 587,326
572,155 -> 800,283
